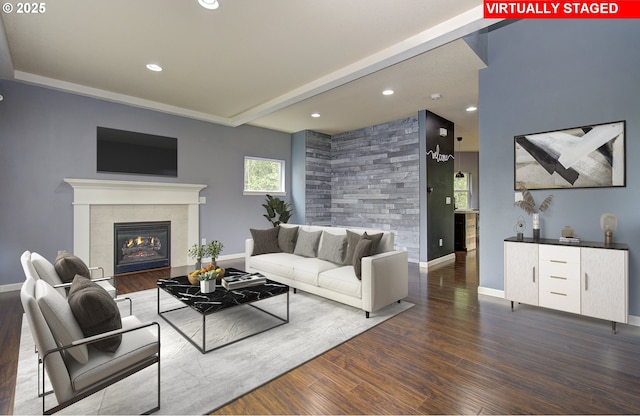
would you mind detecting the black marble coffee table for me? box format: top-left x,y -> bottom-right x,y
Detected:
157,268 -> 289,353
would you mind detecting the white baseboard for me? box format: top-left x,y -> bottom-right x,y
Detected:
181,253 -> 246,266
478,286 -> 505,298
419,253 -> 456,269
477,286 -> 640,328
627,315 -> 640,327
0,282 -> 22,293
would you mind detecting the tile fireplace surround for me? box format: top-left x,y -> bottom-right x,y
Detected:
64,178 -> 206,276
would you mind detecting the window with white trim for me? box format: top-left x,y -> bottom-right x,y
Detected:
243,156 -> 286,195
453,172 -> 471,210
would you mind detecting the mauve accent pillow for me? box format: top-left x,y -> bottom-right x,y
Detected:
343,230 -> 362,265
250,227 -> 282,255
318,232 -> 347,264
54,252 -> 90,283
293,229 -> 322,258
278,226 -> 299,253
68,275 -> 122,352
352,239 -> 372,280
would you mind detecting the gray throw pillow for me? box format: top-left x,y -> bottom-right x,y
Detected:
68,275 -> 123,352
318,232 -> 347,264
344,230 -> 362,265
352,239 -> 372,280
54,251 -> 91,283
278,226 -> 299,253
250,227 -> 282,255
362,232 -> 384,255
293,229 -> 322,258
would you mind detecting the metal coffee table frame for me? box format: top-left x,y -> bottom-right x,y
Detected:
157,278 -> 289,354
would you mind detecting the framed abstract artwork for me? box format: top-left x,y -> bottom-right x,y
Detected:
514,120 -> 626,190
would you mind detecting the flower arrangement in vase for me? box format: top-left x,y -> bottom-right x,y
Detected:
197,269 -> 221,293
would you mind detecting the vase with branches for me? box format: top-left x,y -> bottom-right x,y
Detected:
515,186 -> 553,239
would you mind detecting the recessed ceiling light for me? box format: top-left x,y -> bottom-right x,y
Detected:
198,0 -> 219,9
382,89 -> 394,96
430,93 -> 442,101
466,106 -> 478,112
311,113 -> 320,118
146,63 -> 163,72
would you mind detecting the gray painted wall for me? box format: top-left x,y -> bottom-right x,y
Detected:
478,20 -> 640,315
290,131 -> 306,225
0,80 -> 291,286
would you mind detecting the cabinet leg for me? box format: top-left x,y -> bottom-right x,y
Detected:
510,301 -> 514,311
612,321 -> 617,334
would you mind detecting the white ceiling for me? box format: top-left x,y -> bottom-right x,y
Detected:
0,0 -> 500,151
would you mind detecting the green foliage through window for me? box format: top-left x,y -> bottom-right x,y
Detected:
454,173 -> 471,210
244,157 -> 285,193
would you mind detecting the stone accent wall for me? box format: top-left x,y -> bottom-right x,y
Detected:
302,116 -> 420,261
304,130 -> 332,226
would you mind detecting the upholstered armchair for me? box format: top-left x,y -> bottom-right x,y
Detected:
20,269 -> 160,414
21,250 -> 132,314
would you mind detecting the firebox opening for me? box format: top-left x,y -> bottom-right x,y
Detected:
114,221 -> 170,275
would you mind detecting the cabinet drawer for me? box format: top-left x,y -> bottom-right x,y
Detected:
539,284 -> 580,313
539,245 -> 580,263
540,270 -> 580,313
539,259 -> 580,280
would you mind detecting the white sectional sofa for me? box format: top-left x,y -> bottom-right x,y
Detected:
245,224 -> 408,317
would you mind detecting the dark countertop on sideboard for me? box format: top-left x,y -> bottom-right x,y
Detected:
504,236 -> 629,251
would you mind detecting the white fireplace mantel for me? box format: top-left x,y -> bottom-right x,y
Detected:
64,178 -> 206,270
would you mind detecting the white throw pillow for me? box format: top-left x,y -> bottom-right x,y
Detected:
35,279 -> 89,364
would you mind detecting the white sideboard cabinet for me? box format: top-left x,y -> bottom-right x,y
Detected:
504,237 -> 628,333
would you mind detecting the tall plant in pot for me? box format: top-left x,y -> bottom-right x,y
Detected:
188,243 -> 206,270
515,186 -> 553,239
204,240 -> 224,268
262,194 -> 292,227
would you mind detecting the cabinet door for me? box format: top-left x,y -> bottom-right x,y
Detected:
581,247 -> 628,323
504,241 -> 538,306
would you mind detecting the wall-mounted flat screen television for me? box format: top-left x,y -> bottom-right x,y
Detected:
97,126 -> 178,177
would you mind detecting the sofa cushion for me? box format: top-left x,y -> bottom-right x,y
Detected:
67,315 -> 158,392
318,266 -> 362,299
68,276 -> 123,352
352,239 -> 372,279
248,253 -> 298,279
291,257 -> 338,286
54,251 -> 91,283
251,227 -> 282,255
318,232 -> 347,264
278,226 -> 299,253
293,229 -> 322,258
35,279 -> 89,364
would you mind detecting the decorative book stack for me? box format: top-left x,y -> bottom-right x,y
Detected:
222,272 -> 266,289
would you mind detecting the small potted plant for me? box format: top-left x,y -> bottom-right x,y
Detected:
198,269 -> 220,293
204,240 -> 224,266
188,243 -> 206,270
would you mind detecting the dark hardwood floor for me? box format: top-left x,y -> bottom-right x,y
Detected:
3,251 -> 640,414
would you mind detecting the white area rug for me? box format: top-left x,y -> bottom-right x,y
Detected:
14,288 -> 413,415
